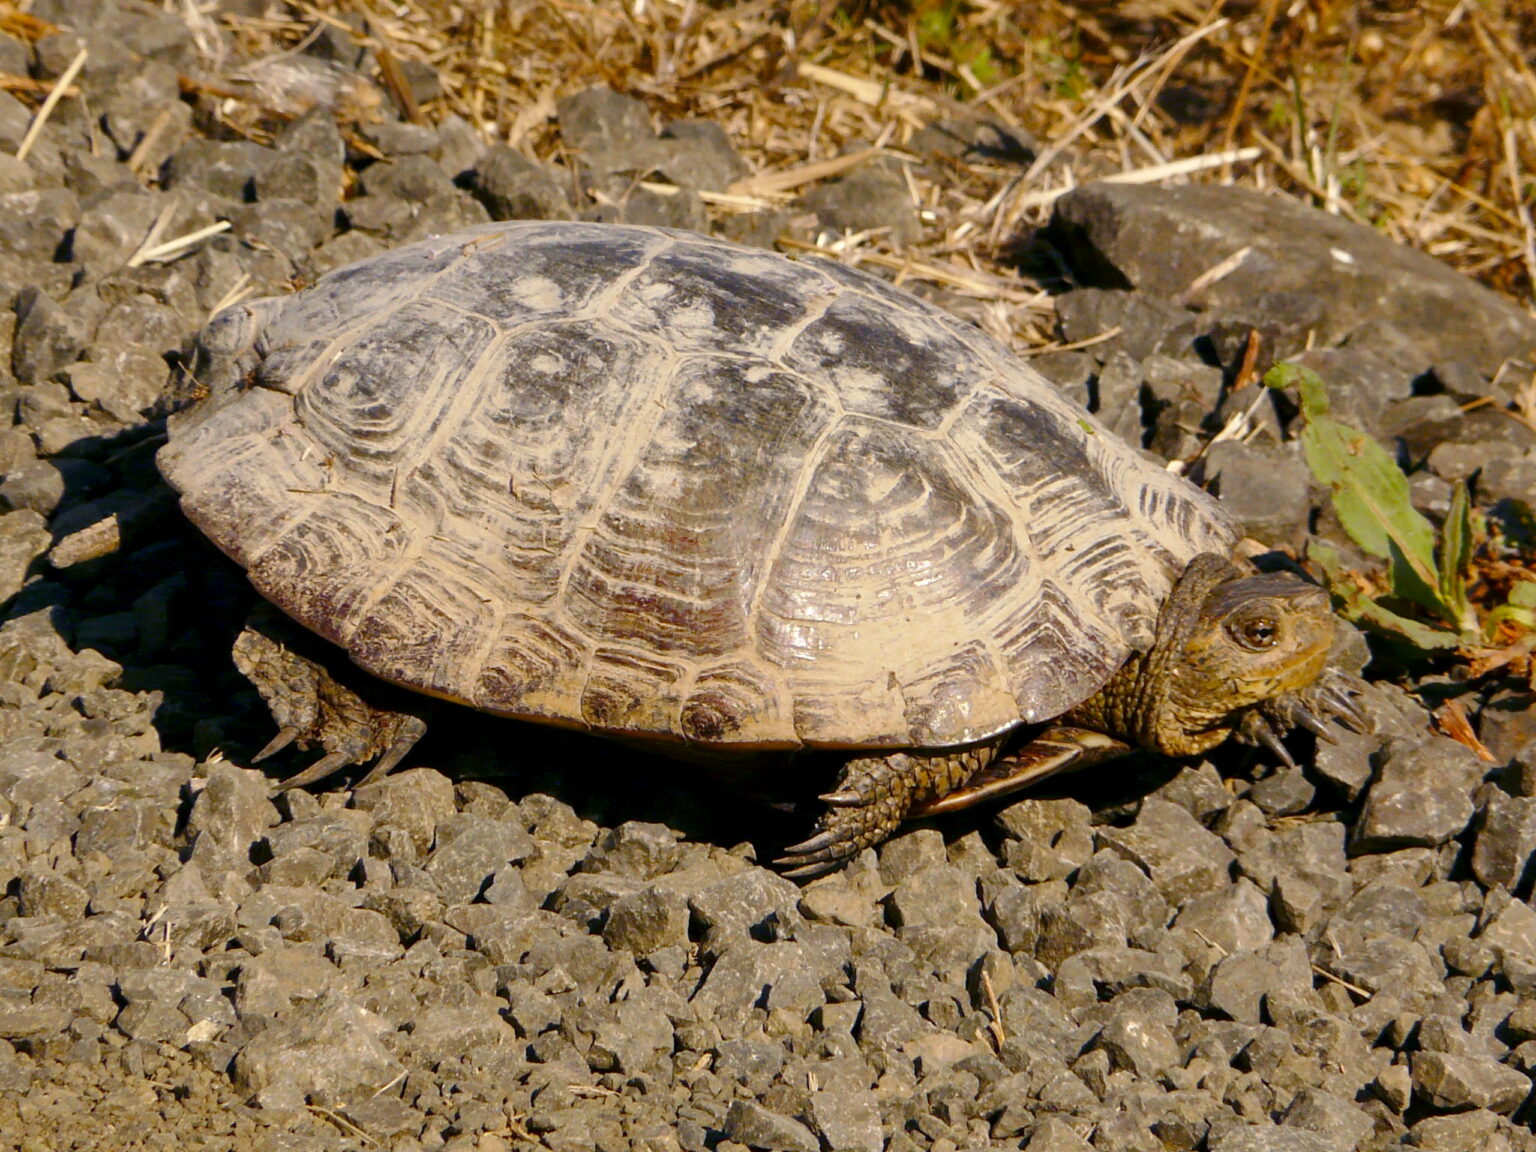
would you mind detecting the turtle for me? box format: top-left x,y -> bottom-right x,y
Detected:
158,220 -> 1362,876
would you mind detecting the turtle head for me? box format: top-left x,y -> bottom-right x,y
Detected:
1152,556 -> 1338,756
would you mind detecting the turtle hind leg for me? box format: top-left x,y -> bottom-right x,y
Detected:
231,603 -> 429,790
776,737 -> 1009,879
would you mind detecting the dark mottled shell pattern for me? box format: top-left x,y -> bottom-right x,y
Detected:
159,222 -> 1236,752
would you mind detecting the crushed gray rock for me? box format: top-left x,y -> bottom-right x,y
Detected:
1,4 -> 1534,1150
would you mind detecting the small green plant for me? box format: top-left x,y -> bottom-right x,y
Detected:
1266,363 -> 1536,659
911,0 -> 999,86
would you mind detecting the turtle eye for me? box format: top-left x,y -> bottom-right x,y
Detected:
1229,615 -> 1280,651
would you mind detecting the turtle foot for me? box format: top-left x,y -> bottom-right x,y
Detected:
232,604 -> 429,790
776,752 -> 916,878
776,739 -> 1008,878
1238,668 -> 1370,765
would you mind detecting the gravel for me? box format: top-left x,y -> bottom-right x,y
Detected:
0,3 -> 1533,1150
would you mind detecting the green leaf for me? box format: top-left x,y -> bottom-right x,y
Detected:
1485,577 -> 1536,638
1272,363 -> 1465,630
1438,480 -> 1475,631
1355,599 -> 1465,650
1307,539 -> 1461,651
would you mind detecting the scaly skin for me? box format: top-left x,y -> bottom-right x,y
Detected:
778,552 -> 1353,877
776,739 -> 1010,876
233,604 -> 429,790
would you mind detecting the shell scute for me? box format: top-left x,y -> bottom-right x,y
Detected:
248,494 -> 411,647
608,241 -> 832,357
423,227 -> 663,325
784,292 -> 987,429
563,355 -> 837,660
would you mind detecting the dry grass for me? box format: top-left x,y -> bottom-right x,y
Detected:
8,1 -> 1536,346
163,0 -> 1536,351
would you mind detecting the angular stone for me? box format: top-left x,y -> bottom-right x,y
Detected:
1352,735 -> 1484,852
656,120 -> 748,191
186,763 -> 278,871
405,1003 -> 516,1066
0,188 -> 79,262
1279,1087 -> 1376,1152
1024,1116 -> 1093,1151
424,814 -> 536,903
1201,942 -> 1312,1025
1174,878 -> 1274,956
233,945 -> 338,1017
810,1072 -> 882,1152
1049,182 -> 1536,378
581,821 -> 682,878
689,869 -> 801,952
351,767 -> 457,859
1471,791 -> 1536,891
466,146 -> 572,221
1411,1050 -> 1530,1114
803,160 -> 920,246
1098,798 -> 1236,904
1205,1123 -> 1335,1152
232,995 -> 403,1109
722,1099 -> 818,1152
12,287 -> 87,386
602,884 -> 691,954
1477,891 -> 1536,961
0,509 -> 48,603
581,995 -> 674,1075
1091,1011 -> 1180,1079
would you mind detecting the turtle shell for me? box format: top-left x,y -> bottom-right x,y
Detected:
159,221 -> 1235,752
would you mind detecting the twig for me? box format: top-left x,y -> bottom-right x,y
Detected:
127,221 -> 233,267
729,128 -> 895,197
1006,147 -> 1263,213
1018,325 -> 1124,357
980,969 -> 1006,1051
15,46 -> 86,163
1221,0 -> 1282,154
779,235 -> 1052,307
1311,963 -> 1373,1001
1502,120 -> 1536,308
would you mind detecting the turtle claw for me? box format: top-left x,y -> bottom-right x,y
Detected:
234,606 -> 432,792
356,720 -> 429,787
776,827 -> 856,879
277,749 -> 354,791
253,726 -> 300,763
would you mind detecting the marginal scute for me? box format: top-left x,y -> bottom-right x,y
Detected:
680,663 -> 792,747
247,494 -> 411,647
473,614 -> 585,717
901,641 -> 1018,747
345,562 -> 500,700
580,647 -> 686,735
994,578 -> 1116,724
160,220 -> 1240,751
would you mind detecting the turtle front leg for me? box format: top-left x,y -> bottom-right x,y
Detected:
777,737 -> 1009,878
913,726 -> 1131,816
232,605 -> 429,790
777,726 -> 1133,878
